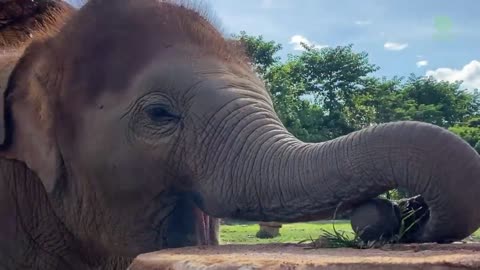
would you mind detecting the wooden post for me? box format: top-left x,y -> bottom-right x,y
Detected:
256,222 -> 282,238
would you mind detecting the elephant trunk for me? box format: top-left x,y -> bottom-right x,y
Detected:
195,119 -> 480,243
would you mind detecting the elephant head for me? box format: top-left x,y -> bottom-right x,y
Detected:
1,0 -> 479,268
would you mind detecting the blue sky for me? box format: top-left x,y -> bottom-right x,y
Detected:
67,0 -> 479,90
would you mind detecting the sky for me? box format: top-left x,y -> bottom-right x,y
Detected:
67,0 -> 480,91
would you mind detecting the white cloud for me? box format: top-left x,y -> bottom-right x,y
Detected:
261,0 -> 273,8
354,20 -> 372,25
384,42 -> 409,51
426,60 -> 480,90
416,60 -> 428,68
289,35 -> 328,51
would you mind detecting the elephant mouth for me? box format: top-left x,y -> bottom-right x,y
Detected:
157,195 -> 217,249
196,210 -> 217,244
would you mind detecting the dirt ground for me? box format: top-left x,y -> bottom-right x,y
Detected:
128,243 -> 480,270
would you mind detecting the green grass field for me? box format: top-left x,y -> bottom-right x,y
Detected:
219,221 -> 480,245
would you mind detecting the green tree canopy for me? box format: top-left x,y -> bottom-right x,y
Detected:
232,31 -> 480,145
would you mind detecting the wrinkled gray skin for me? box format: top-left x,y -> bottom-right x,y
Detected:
350,198 -> 402,242
1,0 -> 480,269
350,196 -> 432,243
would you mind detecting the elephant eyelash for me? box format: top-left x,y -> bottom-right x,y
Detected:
121,91 -> 177,120
144,105 -> 179,122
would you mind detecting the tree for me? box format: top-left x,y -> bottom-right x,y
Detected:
448,116 -> 480,154
295,43 -> 379,137
232,31 -> 480,148
231,31 -> 282,76
231,33 -> 382,141
352,75 -> 480,129
347,76 -> 404,127
397,75 -> 479,128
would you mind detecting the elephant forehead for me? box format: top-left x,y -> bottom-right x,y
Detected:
49,0 -> 248,102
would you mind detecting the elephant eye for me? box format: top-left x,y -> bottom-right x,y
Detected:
144,105 -> 177,122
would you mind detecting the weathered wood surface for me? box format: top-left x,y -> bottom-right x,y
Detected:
128,243 -> 480,270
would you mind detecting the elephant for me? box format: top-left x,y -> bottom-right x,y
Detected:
1,0 -> 480,269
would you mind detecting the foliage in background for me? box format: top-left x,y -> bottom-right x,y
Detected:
448,116 -> 480,151
232,31 -> 480,144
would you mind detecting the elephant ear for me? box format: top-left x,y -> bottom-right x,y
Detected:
0,54 -> 17,144
0,43 -> 61,193
0,0 -> 73,193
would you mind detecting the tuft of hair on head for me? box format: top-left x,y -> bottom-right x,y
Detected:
71,0 -> 249,65
159,0 -> 250,65
163,0 -> 226,36
75,0 -> 225,34
0,0 -> 75,50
